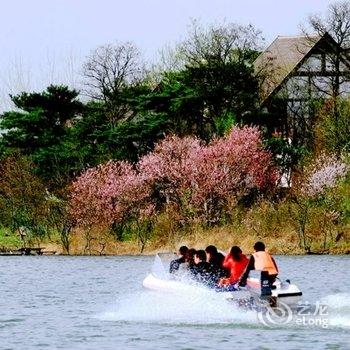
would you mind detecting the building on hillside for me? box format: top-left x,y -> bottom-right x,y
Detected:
254,32 -> 350,146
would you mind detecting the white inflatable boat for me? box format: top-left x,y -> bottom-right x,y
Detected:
142,254 -> 302,307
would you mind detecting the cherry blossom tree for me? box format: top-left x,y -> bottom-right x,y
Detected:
294,153 -> 349,251
301,154 -> 348,198
70,125 -> 277,232
185,126 -> 277,221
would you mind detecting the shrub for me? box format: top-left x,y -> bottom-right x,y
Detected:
0,155 -> 48,243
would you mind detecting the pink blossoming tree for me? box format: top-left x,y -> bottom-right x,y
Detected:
301,154 -> 348,198
69,126 -> 278,242
295,153 -> 349,251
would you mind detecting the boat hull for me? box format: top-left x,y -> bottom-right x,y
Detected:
142,273 -> 302,306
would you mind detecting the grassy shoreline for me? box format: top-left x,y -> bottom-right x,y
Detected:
1,224 -> 349,256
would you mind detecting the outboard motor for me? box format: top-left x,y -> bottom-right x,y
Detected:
260,271 -> 277,307
260,271 -> 272,296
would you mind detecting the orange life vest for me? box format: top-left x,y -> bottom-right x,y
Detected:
253,251 -> 278,275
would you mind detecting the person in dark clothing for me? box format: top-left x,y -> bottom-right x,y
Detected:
205,245 -> 225,266
205,245 -> 229,283
169,246 -> 189,273
184,248 -> 197,274
239,241 -> 279,296
191,250 -> 212,285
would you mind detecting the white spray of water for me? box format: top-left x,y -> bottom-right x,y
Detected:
98,287 -> 256,324
97,254 -> 255,325
320,293 -> 350,311
97,256 -> 350,329
151,254 -> 169,279
97,289 -> 350,329
319,293 -> 350,328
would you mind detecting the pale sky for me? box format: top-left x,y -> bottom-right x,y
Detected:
0,0 -> 336,110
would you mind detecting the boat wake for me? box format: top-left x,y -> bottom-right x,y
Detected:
98,285 -> 256,325
97,255 -> 350,329
320,293 -> 350,328
97,254 -> 256,324
97,290 -> 350,330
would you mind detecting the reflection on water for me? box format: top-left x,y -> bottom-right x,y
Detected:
0,255 -> 349,349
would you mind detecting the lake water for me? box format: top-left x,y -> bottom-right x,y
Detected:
0,255 -> 349,350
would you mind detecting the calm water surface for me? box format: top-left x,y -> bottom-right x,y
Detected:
0,255 -> 349,350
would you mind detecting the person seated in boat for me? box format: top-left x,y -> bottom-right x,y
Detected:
218,246 -> 249,289
205,245 -> 229,282
191,249 -> 212,284
239,241 -> 279,291
169,246 -> 189,274
180,248 -> 196,274
205,245 -> 224,266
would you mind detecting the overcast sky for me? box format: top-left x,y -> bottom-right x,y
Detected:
0,0 -> 336,110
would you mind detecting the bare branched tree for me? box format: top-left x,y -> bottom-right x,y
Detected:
82,41 -> 145,126
158,19 -> 264,70
308,1 -> 350,49
301,1 -> 350,153
83,41 -> 144,101
301,1 -> 350,99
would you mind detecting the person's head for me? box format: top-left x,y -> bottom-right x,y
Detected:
194,250 -> 207,264
178,246 -> 188,257
253,241 -> 265,252
185,248 -> 196,264
230,246 -> 242,261
205,245 -> 218,262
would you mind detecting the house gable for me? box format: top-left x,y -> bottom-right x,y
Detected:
254,32 -> 349,104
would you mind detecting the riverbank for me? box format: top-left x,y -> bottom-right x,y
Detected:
1,222 -> 349,255
68,224 -> 350,255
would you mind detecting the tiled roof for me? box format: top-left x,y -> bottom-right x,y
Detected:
254,34 -> 321,102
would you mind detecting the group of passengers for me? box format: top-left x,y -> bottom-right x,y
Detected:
169,242 -> 279,292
